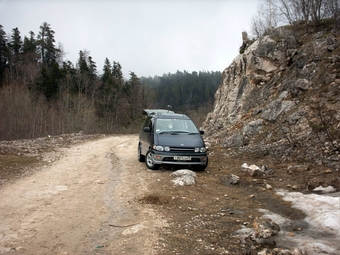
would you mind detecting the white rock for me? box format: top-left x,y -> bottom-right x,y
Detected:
313,186 -> 336,193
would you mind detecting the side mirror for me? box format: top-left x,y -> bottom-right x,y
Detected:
199,130 -> 204,135
143,127 -> 151,132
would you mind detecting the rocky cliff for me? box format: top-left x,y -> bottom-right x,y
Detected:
203,22 -> 340,170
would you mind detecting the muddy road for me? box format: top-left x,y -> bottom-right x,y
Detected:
0,135 -> 164,255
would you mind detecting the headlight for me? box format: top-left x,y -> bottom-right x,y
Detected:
153,145 -> 164,151
195,147 -> 206,153
153,145 -> 170,151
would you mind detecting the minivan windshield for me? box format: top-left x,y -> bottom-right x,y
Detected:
155,118 -> 199,134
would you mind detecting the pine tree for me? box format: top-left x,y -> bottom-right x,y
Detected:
112,61 -> 123,80
77,50 -> 89,74
74,50 -> 98,97
9,27 -> 22,56
22,31 -> 37,54
34,23 -> 63,99
36,62 -> 62,99
101,58 -> 112,84
0,25 -> 9,86
87,56 -> 97,80
37,22 -> 59,67
127,71 -> 141,120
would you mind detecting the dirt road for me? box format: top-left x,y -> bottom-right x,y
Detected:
1,134 -> 339,254
0,135 -> 163,255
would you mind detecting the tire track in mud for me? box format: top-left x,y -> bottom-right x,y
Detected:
0,135 -> 163,255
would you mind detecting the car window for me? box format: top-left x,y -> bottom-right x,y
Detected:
143,117 -> 152,131
155,119 -> 172,133
156,118 -> 199,134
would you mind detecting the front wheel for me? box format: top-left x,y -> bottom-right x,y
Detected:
145,150 -> 159,170
138,144 -> 145,162
194,158 -> 208,171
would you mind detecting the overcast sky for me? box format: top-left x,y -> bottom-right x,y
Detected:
1,0 -> 260,78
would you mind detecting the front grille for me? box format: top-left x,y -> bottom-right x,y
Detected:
170,147 -> 195,152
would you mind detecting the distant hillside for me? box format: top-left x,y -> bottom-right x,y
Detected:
140,70 -> 221,111
140,70 -> 221,126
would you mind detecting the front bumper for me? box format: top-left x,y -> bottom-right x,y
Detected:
150,150 -> 208,166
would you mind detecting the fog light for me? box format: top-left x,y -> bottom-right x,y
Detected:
154,155 -> 162,160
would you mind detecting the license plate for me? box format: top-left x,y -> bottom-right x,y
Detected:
174,156 -> 191,161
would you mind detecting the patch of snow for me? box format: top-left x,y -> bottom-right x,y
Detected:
313,185 -> 337,194
272,190 -> 339,254
234,190 -> 340,254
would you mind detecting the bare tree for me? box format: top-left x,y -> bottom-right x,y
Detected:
326,0 -> 340,29
250,15 -> 268,38
276,0 -> 336,27
276,0 -> 305,26
310,0 -> 327,25
250,0 -> 280,38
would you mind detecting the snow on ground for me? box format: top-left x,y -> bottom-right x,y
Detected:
234,188 -> 339,254
264,189 -> 340,254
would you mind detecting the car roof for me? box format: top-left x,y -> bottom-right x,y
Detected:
142,109 -> 189,119
143,109 -> 174,116
157,113 -> 189,119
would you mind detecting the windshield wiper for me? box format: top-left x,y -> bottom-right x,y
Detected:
159,131 -> 195,135
159,131 -> 172,134
171,131 -> 189,135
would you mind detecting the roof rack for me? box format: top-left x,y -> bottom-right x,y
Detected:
142,109 -> 174,116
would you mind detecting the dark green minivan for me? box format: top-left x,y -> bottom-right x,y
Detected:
138,109 -> 208,171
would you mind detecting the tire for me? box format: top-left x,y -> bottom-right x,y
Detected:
138,144 -> 145,162
194,158 -> 208,171
145,150 -> 159,170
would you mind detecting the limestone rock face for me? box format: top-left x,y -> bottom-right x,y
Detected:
202,27 -> 340,169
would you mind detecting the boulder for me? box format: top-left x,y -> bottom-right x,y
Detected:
170,170 -> 197,186
253,217 -> 280,239
229,174 -> 240,185
241,163 -> 263,177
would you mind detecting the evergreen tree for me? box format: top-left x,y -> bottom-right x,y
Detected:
77,50 -> 89,74
8,27 -> 22,56
22,31 -> 37,54
112,61 -> 123,81
0,25 -> 9,86
21,31 -> 38,68
101,58 -> 113,84
127,71 -> 141,120
74,50 -> 98,97
37,22 -> 59,67
34,23 -> 62,99
87,56 -> 97,80
36,62 -> 62,99
62,60 -> 76,77
98,58 -> 115,122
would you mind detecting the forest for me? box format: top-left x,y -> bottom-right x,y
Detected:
0,22 -> 221,140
